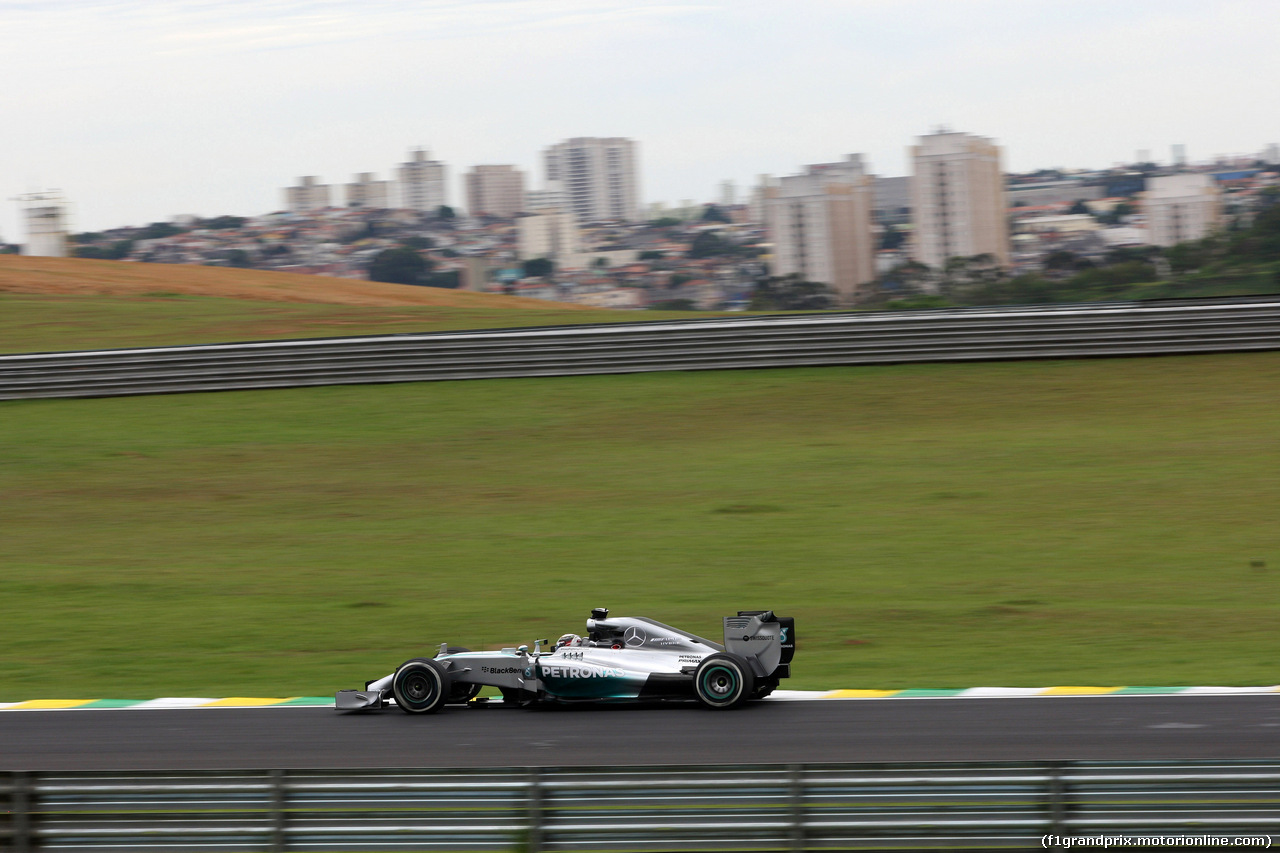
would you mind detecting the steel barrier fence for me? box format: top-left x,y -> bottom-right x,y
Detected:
4,760 -> 1280,851
2,297 -> 1279,400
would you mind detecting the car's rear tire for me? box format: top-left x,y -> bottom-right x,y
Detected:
440,647 -> 482,704
693,653 -> 755,709
392,658 -> 450,714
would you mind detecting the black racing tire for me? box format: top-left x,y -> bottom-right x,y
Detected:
392,658 -> 451,714
693,653 -> 755,709
440,647 -> 482,704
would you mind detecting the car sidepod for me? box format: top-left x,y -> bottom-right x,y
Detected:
536,647 -> 700,701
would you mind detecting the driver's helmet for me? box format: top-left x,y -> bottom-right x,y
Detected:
556,633 -> 583,649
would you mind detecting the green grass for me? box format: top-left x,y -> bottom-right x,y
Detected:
2,354 -> 1279,700
0,292 -> 722,354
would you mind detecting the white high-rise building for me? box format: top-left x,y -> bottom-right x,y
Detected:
1142,174 -> 1221,247
516,209 -> 583,263
525,180 -> 566,213
345,173 -> 392,209
909,130 -> 1010,269
17,191 -> 69,257
763,154 -> 876,305
542,137 -> 640,223
284,176 -> 331,213
719,180 -> 737,207
465,165 -> 526,218
748,174 -> 779,224
397,148 -> 448,212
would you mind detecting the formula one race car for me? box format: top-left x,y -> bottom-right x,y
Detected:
337,608 -> 795,713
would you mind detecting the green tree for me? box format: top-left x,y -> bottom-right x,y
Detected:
1068,260 -> 1157,294
649,298 -> 698,311
1043,250 -> 1092,274
1098,200 -> 1136,225
368,247 -> 433,285
639,250 -> 664,261
139,222 -> 185,239
700,204 -> 731,223
226,249 -> 252,268
879,224 -> 906,250
687,231 -> 737,259
1164,241 -> 1209,273
939,253 -> 1004,297
200,216 -> 247,230
1104,246 -> 1158,266
521,257 -> 554,278
73,239 -> 133,261
748,274 -> 834,310
436,205 -> 456,221
649,217 -> 682,227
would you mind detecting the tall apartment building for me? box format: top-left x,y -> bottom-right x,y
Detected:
748,175 -> 779,224
397,148 -> 448,212
1142,174 -> 1221,247
909,130 -> 1010,268
284,176 -> 331,213
516,209 -> 584,264
763,154 -> 876,305
525,180 -> 566,213
464,165 -> 526,218
345,173 -> 392,209
542,137 -> 639,223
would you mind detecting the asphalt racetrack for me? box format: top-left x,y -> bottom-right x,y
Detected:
4,695 -> 1279,771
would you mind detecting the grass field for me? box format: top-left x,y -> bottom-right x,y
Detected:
3,353 -> 1279,700
0,291 -> 718,354
0,256 -> 734,355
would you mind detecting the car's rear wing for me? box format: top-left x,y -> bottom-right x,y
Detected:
722,610 -> 795,679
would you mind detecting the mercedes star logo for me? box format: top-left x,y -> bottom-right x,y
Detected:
623,626 -> 646,647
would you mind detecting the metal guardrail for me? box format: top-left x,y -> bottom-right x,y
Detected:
4,761 -> 1280,851
2,297 -> 1279,400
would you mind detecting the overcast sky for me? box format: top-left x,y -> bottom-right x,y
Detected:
4,0 -> 1278,238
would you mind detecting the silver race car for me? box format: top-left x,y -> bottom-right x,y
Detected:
337,608 -> 795,712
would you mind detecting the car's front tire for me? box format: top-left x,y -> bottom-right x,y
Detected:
392,658 -> 450,714
693,653 -> 755,709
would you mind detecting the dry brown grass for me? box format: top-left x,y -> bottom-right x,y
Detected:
0,255 -> 585,309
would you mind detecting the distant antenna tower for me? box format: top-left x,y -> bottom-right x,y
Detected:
12,191 -> 70,257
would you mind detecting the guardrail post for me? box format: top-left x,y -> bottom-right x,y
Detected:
1048,761 -> 1067,837
788,763 -> 806,852
13,771 -> 31,853
527,768 -> 543,853
269,769 -> 285,852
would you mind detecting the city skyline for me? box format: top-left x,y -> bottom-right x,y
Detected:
4,0 -> 1279,239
